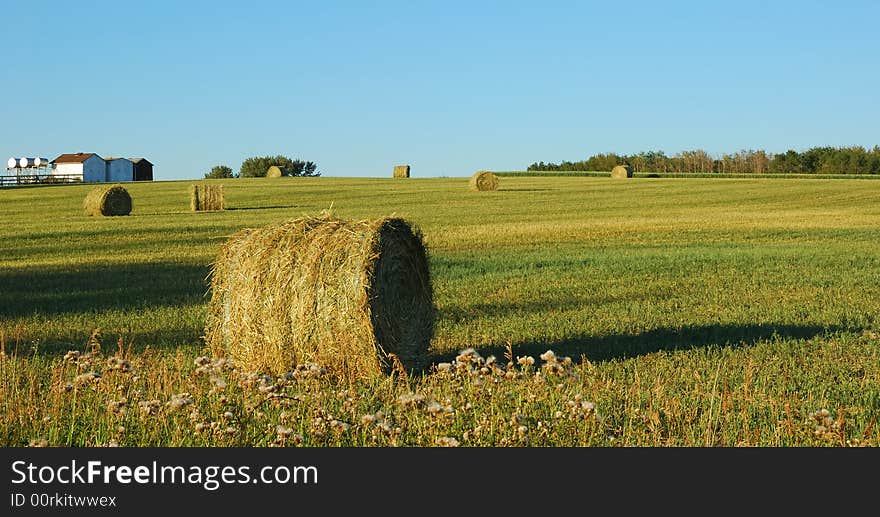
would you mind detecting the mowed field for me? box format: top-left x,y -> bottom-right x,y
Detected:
2,176 -> 879,446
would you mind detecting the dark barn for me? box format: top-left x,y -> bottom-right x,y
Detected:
131,158 -> 153,181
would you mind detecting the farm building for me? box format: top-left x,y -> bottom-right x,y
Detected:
131,158 -> 153,181
50,153 -> 107,183
106,157 -> 134,182
49,153 -> 154,183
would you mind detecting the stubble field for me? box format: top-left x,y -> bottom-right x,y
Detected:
1,176 -> 879,446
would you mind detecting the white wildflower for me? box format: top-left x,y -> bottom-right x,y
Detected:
138,400 -> 161,416
435,437 -> 460,447
74,371 -> 101,385
397,393 -> 426,408
166,393 -> 193,411
209,375 -> 227,389
107,398 -> 127,415
517,356 -> 535,367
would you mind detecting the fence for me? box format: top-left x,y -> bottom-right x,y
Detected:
0,174 -> 83,187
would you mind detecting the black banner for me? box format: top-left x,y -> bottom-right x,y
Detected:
1,447 -> 875,514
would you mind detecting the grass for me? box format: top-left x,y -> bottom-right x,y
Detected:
1,176 -> 879,446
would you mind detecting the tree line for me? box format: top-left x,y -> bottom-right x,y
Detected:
205,155 -> 320,179
528,146 -> 880,175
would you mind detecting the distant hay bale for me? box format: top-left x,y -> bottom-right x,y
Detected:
611,165 -> 633,179
205,215 -> 435,380
83,184 -> 132,216
393,165 -> 411,178
469,170 -> 499,191
190,184 -> 225,211
266,165 -> 283,178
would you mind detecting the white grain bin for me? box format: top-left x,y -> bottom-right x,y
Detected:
18,157 -> 35,168
7,157 -> 17,169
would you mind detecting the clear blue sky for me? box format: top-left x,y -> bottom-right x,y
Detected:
3,1 -> 878,179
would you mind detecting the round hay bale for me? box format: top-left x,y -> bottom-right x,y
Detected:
611,165 -> 633,179
190,183 -> 225,211
205,215 -> 435,380
266,165 -> 283,178
83,184 -> 132,216
469,170 -> 499,191
393,165 -> 411,178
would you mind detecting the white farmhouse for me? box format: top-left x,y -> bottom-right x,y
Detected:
105,157 -> 134,182
50,153 -> 107,182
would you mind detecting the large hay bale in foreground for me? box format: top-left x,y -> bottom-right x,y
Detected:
266,165 -> 283,178
205,215 -> 435,380
469,170 -> 499,191
83,184 -> 132,216
190,184 -> 225,211
393,165 -> 411,178
611,165 -> 633,178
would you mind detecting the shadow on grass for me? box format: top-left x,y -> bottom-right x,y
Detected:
0,262 -> 210,319
439,295 -> 623,323
1,262 -> 211,353
225,205 -> 298,211
2,325 -> 206,356
426,323 -> 850,369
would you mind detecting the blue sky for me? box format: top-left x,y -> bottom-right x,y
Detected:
3,1 -> 878,179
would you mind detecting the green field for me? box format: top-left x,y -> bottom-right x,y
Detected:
2,176 -> 879,446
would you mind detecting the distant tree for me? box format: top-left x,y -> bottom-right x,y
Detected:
871,146 -> 880,174
301,161 -> 319,176
239,155 -> 320,178
239,156 -> 281,178
528,144 -> 880,176
205,165 -> 235,179
802,147 -> 833,174
640,150 -> 667,173
769,150 -> 802,173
